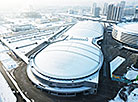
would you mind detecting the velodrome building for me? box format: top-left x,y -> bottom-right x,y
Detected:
27,21 -> 104,96
112,22 -> 138,49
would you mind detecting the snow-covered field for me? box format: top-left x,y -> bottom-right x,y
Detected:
0,72 -> 17,102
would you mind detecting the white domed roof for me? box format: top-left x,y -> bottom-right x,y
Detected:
65,21 -> 104,38
117,22 -> 138,34
34,40 -> 103,79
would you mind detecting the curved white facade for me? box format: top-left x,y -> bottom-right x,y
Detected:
112,22 -> 138,49
27,21 -> 104,96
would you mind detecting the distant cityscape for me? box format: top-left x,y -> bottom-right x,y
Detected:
67,1 -> 138,22
0,1 -> 138,23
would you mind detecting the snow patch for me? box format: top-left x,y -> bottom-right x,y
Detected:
0,72 -> 17,102
125,70 -> 138,80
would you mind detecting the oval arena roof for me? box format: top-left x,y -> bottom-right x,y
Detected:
34,40 -> 103,80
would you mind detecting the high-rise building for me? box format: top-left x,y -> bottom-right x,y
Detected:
111,5 -> 117,20
91,2 -> 97,15
119,1 -> 126,18
107,1 -> 125,21
120,1 -> 125,8
116,6 -> 122,21
91,3 -> 100,17
107,4 -> 114,20
95,7 -> 101,17
134,6 -> 138,21
102,3 -> 108,16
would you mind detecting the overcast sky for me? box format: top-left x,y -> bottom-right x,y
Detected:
0,0 -> 137,11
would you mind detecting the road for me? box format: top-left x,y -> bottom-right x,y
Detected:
14,62 -> 109,102
0,63 -> 24,102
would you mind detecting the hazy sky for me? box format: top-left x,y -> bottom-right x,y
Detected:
0,0 -> 137,11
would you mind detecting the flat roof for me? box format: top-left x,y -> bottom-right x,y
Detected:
110,56 -> 125,77
64,21 -> 104,38
34,40 -> 103,79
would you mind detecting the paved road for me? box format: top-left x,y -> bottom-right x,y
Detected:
14,62 -> 109,102
0,63 -> 24,102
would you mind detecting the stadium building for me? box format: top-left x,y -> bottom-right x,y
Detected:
112,22 -> 138,49
27,21 -> 104,96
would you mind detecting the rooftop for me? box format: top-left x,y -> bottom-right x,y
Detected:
34,40 -> 103,79
117,22 -> 138,34
64,21 -> 104,38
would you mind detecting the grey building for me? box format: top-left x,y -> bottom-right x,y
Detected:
107,1 -> 125,21
107,4 -> 114,20
112,22 -> 138,49
102,3 -> 108,16
119,1 -> 126,19
134,6 -> 138,21
91,2 -> 97,15
91,3 -> 100,17
124,6 -> 135,16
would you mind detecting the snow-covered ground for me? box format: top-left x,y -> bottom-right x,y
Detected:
0,43 -> 9,53
128,88 -> 138,102
0,52 -> 18,70
125,70 -> 138,80
0,43 -> 18,70
109,94 -> 124,102
0,72 -> 17,102
109,87 -> 138,102
110,64 -> 138,102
